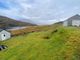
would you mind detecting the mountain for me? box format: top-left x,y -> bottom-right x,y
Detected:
0,16 -> 36,29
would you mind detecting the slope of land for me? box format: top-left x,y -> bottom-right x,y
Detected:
9,23 -> 62,36
0,16 -> 36,29
0,26 -> 80,60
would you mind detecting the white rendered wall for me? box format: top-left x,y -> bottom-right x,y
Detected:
72,20 -> 80,26
63,21 -> 68,26
0,30 -> 11,41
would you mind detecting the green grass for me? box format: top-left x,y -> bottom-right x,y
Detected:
0,27 -> 80,60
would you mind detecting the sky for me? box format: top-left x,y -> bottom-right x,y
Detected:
0,0 -> 80,25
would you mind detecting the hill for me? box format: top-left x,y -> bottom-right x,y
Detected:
0,16 -> 36,29
9,23 -> 61,36
0,26 -> 80,60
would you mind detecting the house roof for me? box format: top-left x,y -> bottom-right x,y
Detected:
0,29 -> 8,32
66,14 -> 80,21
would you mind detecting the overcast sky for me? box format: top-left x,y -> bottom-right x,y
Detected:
0,0 -> 80,25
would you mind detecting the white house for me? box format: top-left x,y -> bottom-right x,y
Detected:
0,29 -> 11,41
63,14 -> 80,27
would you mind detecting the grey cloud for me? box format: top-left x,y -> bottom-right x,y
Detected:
0,0 -> 80,25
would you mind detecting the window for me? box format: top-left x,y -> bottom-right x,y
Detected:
4,34 -> 5,37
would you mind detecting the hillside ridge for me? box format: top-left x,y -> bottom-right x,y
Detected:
0,15 -> 36,29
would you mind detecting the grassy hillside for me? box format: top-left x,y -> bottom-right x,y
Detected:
9,23 -> 62,36
0,16 -> 36,29
0,27 -> 80,60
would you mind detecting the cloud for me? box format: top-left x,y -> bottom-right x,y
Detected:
0,0 -> 80,25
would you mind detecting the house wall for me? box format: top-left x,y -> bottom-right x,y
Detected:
0,30 -> 11,41
72,20 -> 80,26
63,21 -> 68,26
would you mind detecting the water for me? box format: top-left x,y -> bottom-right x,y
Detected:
7,26 -> 27,30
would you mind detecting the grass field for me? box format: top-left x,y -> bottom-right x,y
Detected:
9,23 -> 61,36
0,26 -> 80,60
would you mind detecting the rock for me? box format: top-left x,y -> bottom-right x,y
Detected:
0,45 -> 8,51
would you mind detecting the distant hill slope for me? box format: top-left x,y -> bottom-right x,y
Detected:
9,23 -> 62,36
0,16 -> 36,29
